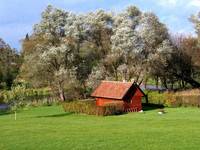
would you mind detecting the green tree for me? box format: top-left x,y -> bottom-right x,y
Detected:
0,38 -> 20,89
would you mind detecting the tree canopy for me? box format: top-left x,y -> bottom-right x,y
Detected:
0,38 -> 20,89
15,5 -> 200,100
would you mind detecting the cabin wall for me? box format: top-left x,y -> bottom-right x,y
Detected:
95,89 -> 143,112
96,98 -> 121,106
124,89 -> 142,112
134,88 -> 144,97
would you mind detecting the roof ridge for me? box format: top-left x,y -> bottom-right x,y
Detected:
101,80 -> 133,84
91,80 -> 144,99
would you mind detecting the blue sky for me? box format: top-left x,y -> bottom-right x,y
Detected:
0,0 -> 200,51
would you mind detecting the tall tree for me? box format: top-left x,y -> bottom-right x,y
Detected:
190,12 -> 200,43
151,37 -> 200,89
0,38 -> 20,89
88,7 -> 170,86
20,5 -> 78,100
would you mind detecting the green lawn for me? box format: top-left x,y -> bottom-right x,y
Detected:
0,106 -> 200,150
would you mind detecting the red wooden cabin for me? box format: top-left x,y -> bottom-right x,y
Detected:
91,81 -> 145,112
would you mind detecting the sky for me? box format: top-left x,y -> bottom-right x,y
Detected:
0,0 -> 200,51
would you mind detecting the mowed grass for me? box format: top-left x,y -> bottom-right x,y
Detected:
0,106 -> 200,150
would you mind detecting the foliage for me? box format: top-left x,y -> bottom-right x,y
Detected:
145,91 -> 167,105
165,89 -> 200,107
0,38 -> 21,89
97,101 -> 124,115
20,6 -> 108,100
173,35 -> 200,68
18,5 -> 200,100
87,7 -> 170,89
0,85 -> 53,110
150,37 -> 200,89
146,89 -> 200,108
190,11 -> 200,43
20,5 -> 175,99
62,100 -> 124,116
62,99 -> 96,115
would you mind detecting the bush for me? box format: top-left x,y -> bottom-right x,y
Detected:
146,91 -> 167,105
165,91 -> 200,107
146,89 -> 200,108
0,85 -> 56,110
96,102 -> 124,116
62,100 -> 124,116
62,99 -> 96,114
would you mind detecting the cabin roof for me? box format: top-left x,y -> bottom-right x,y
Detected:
91,81 -> 145,99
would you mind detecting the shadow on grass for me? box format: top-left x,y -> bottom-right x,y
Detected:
0,111 -> 11,116
142,103 -> 164,111
36,112 -> 74,118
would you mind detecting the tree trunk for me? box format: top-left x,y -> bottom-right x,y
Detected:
183,77 -> 200,88
145,94 -> 149,104
138,79 -> 143,86
114,68 -> 118,81
162,78 -> 168,89
174,74 -> 200,88
145,78 -> 148,88
58,82 -> 66,101
59,88 -> 66,101
156,76 -> 159,88
170,80 -> 174,90
83,82 -> 87,99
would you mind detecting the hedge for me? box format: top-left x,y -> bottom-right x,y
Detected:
146,89 -> 200,108
62,100 -> 124,116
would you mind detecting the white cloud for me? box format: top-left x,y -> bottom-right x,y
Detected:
189,0 -> 200,7
157,0 -> 179,7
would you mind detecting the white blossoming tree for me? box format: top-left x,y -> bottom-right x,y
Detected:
21,5 -> 81,101
190,12 -> 200,43
137,12 -> 171,85
39,44 -> 77,101
87,6 -> 170,86
34,5 -> 69,45
104,6 -> 145,82
20,4 -> 200,100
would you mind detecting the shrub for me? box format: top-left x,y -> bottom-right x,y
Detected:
145,89 -> 200,108
146,91 -> 167,105
0,85 -> 56,110
97,102 -> 124,116
165,92 -> 200,107
62,100 -> 124,116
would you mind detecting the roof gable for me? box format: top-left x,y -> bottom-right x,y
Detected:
91,81 -> 135,99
